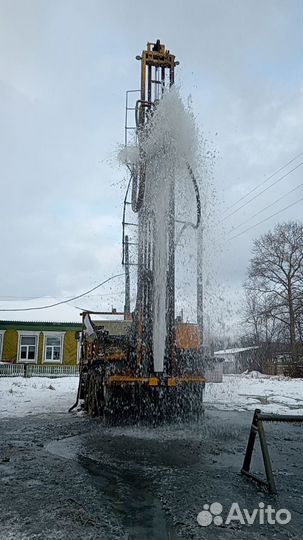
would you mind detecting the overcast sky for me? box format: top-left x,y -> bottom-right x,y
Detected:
0,0 -> 302,326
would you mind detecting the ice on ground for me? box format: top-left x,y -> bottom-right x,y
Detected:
0,376 -> 79,418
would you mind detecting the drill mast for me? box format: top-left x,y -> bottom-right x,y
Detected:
127,41 -> 178,377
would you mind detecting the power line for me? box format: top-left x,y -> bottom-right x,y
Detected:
0,292 -> 124,300
221,162 -> 303,223
228,198 -> 303,241
0,273 -> 124,312
229,184 -> 303,234
223,151 -> 303,214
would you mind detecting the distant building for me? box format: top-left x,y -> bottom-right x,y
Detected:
202,357 -> 224,382
214,346 -> 259,374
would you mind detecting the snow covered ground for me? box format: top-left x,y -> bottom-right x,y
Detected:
0,373 -> 302,418
205,372 -> 303,415
0,376 -> 79,418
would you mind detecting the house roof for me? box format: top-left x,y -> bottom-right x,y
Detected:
214,346 -> 259,356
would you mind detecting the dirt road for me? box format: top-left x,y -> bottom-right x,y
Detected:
0,409 -> 302,539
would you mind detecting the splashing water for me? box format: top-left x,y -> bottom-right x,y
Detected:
119,87 -> 216,369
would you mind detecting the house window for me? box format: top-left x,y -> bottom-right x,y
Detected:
17,332 -> 40,363
20,336 -> 36,361
43,333 -> 64,363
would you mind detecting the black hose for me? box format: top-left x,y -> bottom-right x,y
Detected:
131,160 -> 146,212
131,99 -> 155,213
175,162 -> 202,247
68,375 -> 81,412
186,162 -> 201,229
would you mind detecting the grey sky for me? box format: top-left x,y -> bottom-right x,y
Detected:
0,0 -> 302,321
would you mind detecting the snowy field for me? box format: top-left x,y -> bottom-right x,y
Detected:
0,376 -> 79,418
0,373 -> 302,418
206,372 -> 303,415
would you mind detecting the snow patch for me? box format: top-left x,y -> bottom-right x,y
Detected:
0,373 -> 302,419
205,374 -> 303,415
0,376 -> 79,418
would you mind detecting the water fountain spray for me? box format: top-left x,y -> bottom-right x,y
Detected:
76,41 -> 206,422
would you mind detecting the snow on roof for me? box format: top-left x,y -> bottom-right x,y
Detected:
0,297 -> 82,323
214,346 -> 259,356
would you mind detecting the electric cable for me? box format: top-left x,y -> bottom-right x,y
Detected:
0,274 -> 124,312
221,162 -> 303,222
223,151 -> 303,214
229,184 -> 303,234
228,199 -> 303,241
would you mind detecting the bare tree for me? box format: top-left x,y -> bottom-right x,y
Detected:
245,221 -> 303,361
242,281 -> 281,369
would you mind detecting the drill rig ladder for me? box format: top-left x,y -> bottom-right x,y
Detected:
122,89 -> 141,319
124,89 -> 140,148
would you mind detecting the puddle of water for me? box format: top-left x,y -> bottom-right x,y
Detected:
80,455 -> 174,540
47,437 -> 175,540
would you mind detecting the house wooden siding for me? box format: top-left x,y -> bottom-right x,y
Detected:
2,329 -> 18,361
0,321 -> 82,365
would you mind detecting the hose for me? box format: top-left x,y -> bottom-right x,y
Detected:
131,99 -> 156,213
175,162 -> 201,247
131,155 -> 146,213
68,375 -> 81,412
186,162 -> 201,229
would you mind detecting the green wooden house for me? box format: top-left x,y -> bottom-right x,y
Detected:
0,320 -> 82,366
0,299 -> 130,367
0,299 -> 83,366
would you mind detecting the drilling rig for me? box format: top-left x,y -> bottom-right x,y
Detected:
73,41 -> 206,422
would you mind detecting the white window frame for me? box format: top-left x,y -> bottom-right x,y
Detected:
0,330 -> 5,360
17,331 -> 40,364
42,332 -> 65,364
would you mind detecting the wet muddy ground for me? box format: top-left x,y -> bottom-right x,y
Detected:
0,409 -> 302,539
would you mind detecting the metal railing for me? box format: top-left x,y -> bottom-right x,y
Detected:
0,363 -> 25,377
0,363 -> 79,378
241,408 -> 303,493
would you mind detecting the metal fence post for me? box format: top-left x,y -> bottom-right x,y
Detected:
242,408 -> 260,474
258,418 -> 277,494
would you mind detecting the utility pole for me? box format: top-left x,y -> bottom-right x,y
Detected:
197,223 -> 204,348
124,235 -> 130,318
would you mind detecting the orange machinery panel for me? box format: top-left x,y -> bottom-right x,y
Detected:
175,323 -> 201,350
